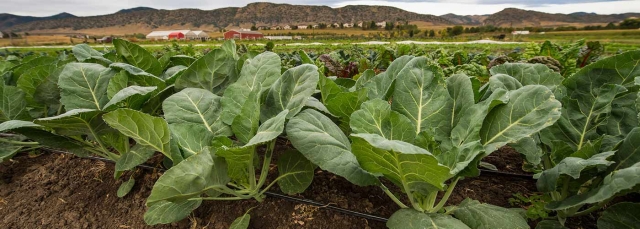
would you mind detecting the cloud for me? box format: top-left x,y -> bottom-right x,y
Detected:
1,0 -> 639,17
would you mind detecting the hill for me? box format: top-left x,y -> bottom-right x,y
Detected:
1,2 -> 449,32
0,12 -> 76,30
483,8 -> 640,27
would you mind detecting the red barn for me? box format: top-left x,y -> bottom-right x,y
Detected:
223,30 -> 263,40
168,32 -> 185,39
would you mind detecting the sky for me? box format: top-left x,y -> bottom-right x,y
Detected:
2,0 -> 640,17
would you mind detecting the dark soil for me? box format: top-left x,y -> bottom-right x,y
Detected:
0,145 -> 626,229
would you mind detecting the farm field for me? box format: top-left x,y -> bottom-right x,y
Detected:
1,38 -> 640,229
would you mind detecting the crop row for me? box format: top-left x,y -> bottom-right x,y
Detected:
0,39 -> 638,229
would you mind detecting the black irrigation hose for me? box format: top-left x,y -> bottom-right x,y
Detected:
40,147 -> 390,223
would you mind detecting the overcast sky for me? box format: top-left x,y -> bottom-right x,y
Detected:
2,0 -> 640,17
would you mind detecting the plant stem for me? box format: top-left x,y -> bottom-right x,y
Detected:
432,176 -> 460,213
248,146 -> 257,191
560,178 -> 570,200
191,196 -> 245,201
56,104 -> 63,115
425,191 -> 438,211
380,184 -> 408,208
0,138 -> 39,146
256,140 -> 275,189
571,199 -> 611,217
403,181 -> 423,212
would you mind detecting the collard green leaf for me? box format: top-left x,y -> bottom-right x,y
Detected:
58,63 -> 116,110
103,109 -> 172,159
113,39 -> 162,76
354,69 -> 375,90
535,220 -> 568,229
245,110 -> 288,147
325,88 -> 369,123
115,144 -> 156,172
169,55 -> 196,68
546,162 -> 640,210
11,56 -> 57,84
160,65 -> 187,85
488,74 -> 522,92
229,212 -> 251,229
103,86 -> 157,111
0,136 -> 24,162
144,200 -> 202,225
169,123 -> 213,156
536,151 -> 615,192
163,88 -> 230,137
286,109 -> 378,186
391,57 -> 451,137
366,55 -> 414,100
0,120 -> 40,132
147,149 -> 229,204
451,198 -> 529,229
304,97 -> 335,116
510,137 -> 544,165
490,63 -> 565,99
277,149 -> 316,195
33,66 -> 62,106
351,134 -> 450,190
35,109 -> 106,136
0,83 -> 30,121
107,71 -> 128,99
117,178 -> 135,198
481,85 -> 561,152
609,127 -> 640,171
350,99 -> 416,142
597,202 -> 640,229
175,48 -> 236,92
387,209 -> 471,229
215,145 -> 253,186
17,64 -> 56,106
262,64 -> 319,121
109,63 -> 166,89
72,44 -> 112,64
230,86 -> 261,144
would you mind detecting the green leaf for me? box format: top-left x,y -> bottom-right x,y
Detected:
144,200 -> 202,225
230,86 -> 261,144
58,63 -> 116,110
35,109 -> 106,136
115,144 -> 156,172
175,48 -> 236,92
354,69 -> 375,90
350,99 -> 415,142
103,86 -> 157,111
490,63 -> 565,99
169,123 -> 213,156
162,88 -> 231,137
366,55 -> 414,100
535,220 -> 568,229
299,50 -> 313,64
109,63 -> 166,89
510,137 -> 544,165
351,134 -> 450,190
609,127 -> 640,171
11,56 -> 57,84
0,83 -> 30,121
229,212 -> 251,229
546,162 -> 640,210
286,109 -> 378,186
0,136 -> 24,162
304,97 -> 335,117
325,88 -> 369,123
107,71 -> 128,99
103,109 -> 173,159
161,65 -> 187,85
536,151 -> 615,192
277,149 -> 316,195
488,74 -> 522,92
245,110 -> 288,147
113,38 -> 162,75
451,199 -> 529,229
169,55 -> 196,67
216,145 -> 253,186
391,57 -> 451,137
72,44 -> 112,64
147,149 -> 229,203
262,64 -> 319,121
481,85 -> 562,152
597,202 -> 640,229
0,120 -> 40,132
33,66 -> 62,107
387,209 -> 471,229
117,178 -> 135,198
17,64 -> 57,106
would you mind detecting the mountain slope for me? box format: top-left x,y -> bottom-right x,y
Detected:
2,2 -> 450,32
483,8 -> 640,26
0,12 -> 76,30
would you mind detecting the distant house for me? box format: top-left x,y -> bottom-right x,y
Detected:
512,31 -> 530,35
168,32 -> 185,39
376,21 -> 386,27
357,22 -> 363,27
298,25 -> 308,29
333,23 -> 340,28
146,30 -> 191,40
192,31 -> 210,39
0,31 -> 4,38
265,36 -> 292,40
343,23 -> 354,28
224,30 -> 264,40
184,31 -> 198,39
283,25 -> 292,30
258,26 -> 270,30
312,25 -> 319,29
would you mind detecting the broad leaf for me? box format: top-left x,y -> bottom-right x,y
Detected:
229,212 -> 251,229
536,151 -> 615,192
350,99 -> 416,142
245,110 -> 288,147
387,209 -> 470,229
163,88 -> 230,137
351,134 -> 450,190
147,149 -> 229,204
103,109 -> 172,159
230,86 -> 261,144
58,63 -> 116,110
113,39 -> 162,75
490,63 -> 565,98
535,220 -> 568,229
0,120 -> 40,132
262,64 -> 319,121
103,86 -> 157,111
17,64 -> 56,106
35,109 -> 106,136
366,55 -> 414,100
169,123 -> 213,156
286,109 -> 378,186
277,149 -> 316,195
325,88 -> 369,123
175,48 -> 236,92
144,200 -> 202,225
72,44 -> 112,64
597,202 -> 640,229
161,65 -> 187,85
451,199 -> 529,229
117,178 -> 135,197
609,127 -> 640,171
115,144 -> 156,172
0,83 -> 30,121
109,63 -> 166,89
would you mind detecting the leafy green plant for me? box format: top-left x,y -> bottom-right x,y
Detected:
287,55 -> 563,228
509,193 -> 551,220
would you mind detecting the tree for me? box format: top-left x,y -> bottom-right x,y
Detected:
451,25 -> 464,36
370,21 -> 377,30
251,25 -> 258,31
429,30 -> 435,37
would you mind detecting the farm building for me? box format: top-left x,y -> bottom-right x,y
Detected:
0,31 -> 4,38
283,25 -> 292,30
298,25 -> 308,29
192,31 -> 209,39
512,30 -> 530,35
376,21 -> 386,27
343,23 -> 354,28
224,30 -> 264,40
146,30 -> 191,40
168,32 -> 185,39
264,36 -> 292,40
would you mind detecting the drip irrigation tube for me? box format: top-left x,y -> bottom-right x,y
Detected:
39,147 -> 390,223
